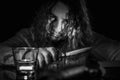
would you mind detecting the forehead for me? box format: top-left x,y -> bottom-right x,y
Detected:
51,2 -> 69,19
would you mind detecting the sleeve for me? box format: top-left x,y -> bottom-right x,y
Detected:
0,28 -> 35,64
0,28 -> 36,80
109,46 -> 120,61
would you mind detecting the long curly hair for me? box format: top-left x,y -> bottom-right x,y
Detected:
31,0 -> 94,51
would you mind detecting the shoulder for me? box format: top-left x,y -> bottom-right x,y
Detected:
0,27 -> 35,47
93,32 -> 120,47
17,27 -> 34,36
14,27 -> 35,41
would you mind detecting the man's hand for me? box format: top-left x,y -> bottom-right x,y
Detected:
37,47 -> 57,67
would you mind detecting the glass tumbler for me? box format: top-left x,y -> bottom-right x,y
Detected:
12,47 -> 39,80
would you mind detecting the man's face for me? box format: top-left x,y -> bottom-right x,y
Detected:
46,2 -> 70,41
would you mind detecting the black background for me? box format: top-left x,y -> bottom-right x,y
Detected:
0,0 -> 120,42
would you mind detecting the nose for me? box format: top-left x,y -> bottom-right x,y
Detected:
53,19 -> 63,34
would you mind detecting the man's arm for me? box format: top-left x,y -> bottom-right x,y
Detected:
0,46 -> 13,64
0,28 -> 34,64
92,32 -> 120,61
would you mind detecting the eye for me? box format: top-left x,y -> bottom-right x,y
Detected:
48,14 -> 57,22
51,17 -> 56,21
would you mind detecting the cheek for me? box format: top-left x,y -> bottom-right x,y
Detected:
46,22 -> 54,34
52,20 -> 62,33
46,20 -> 69,38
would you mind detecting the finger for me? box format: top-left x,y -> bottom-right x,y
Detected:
44,48 -> 53,62
37,51 -> 44,67
39,48 -> 50,64
46,47 -> 57,61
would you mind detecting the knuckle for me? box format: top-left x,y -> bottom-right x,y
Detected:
50,47 -> 54,50
39,48 -> 47,55
38,47 -> 57,65
47,47 -> 55,51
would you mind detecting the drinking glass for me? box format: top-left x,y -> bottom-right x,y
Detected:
12,47 -> 39,80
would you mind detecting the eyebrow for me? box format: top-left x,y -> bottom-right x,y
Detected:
49,13 -> 56,17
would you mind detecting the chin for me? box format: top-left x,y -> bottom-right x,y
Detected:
50,36 -> 66,42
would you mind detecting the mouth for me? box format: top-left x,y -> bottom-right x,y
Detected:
50,32 -> 66,41
51,34 -> 62,40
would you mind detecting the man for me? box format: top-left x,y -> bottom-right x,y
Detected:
0,0 -> 120,80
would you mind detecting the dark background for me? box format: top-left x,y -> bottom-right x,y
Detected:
0,0 -> 120,42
